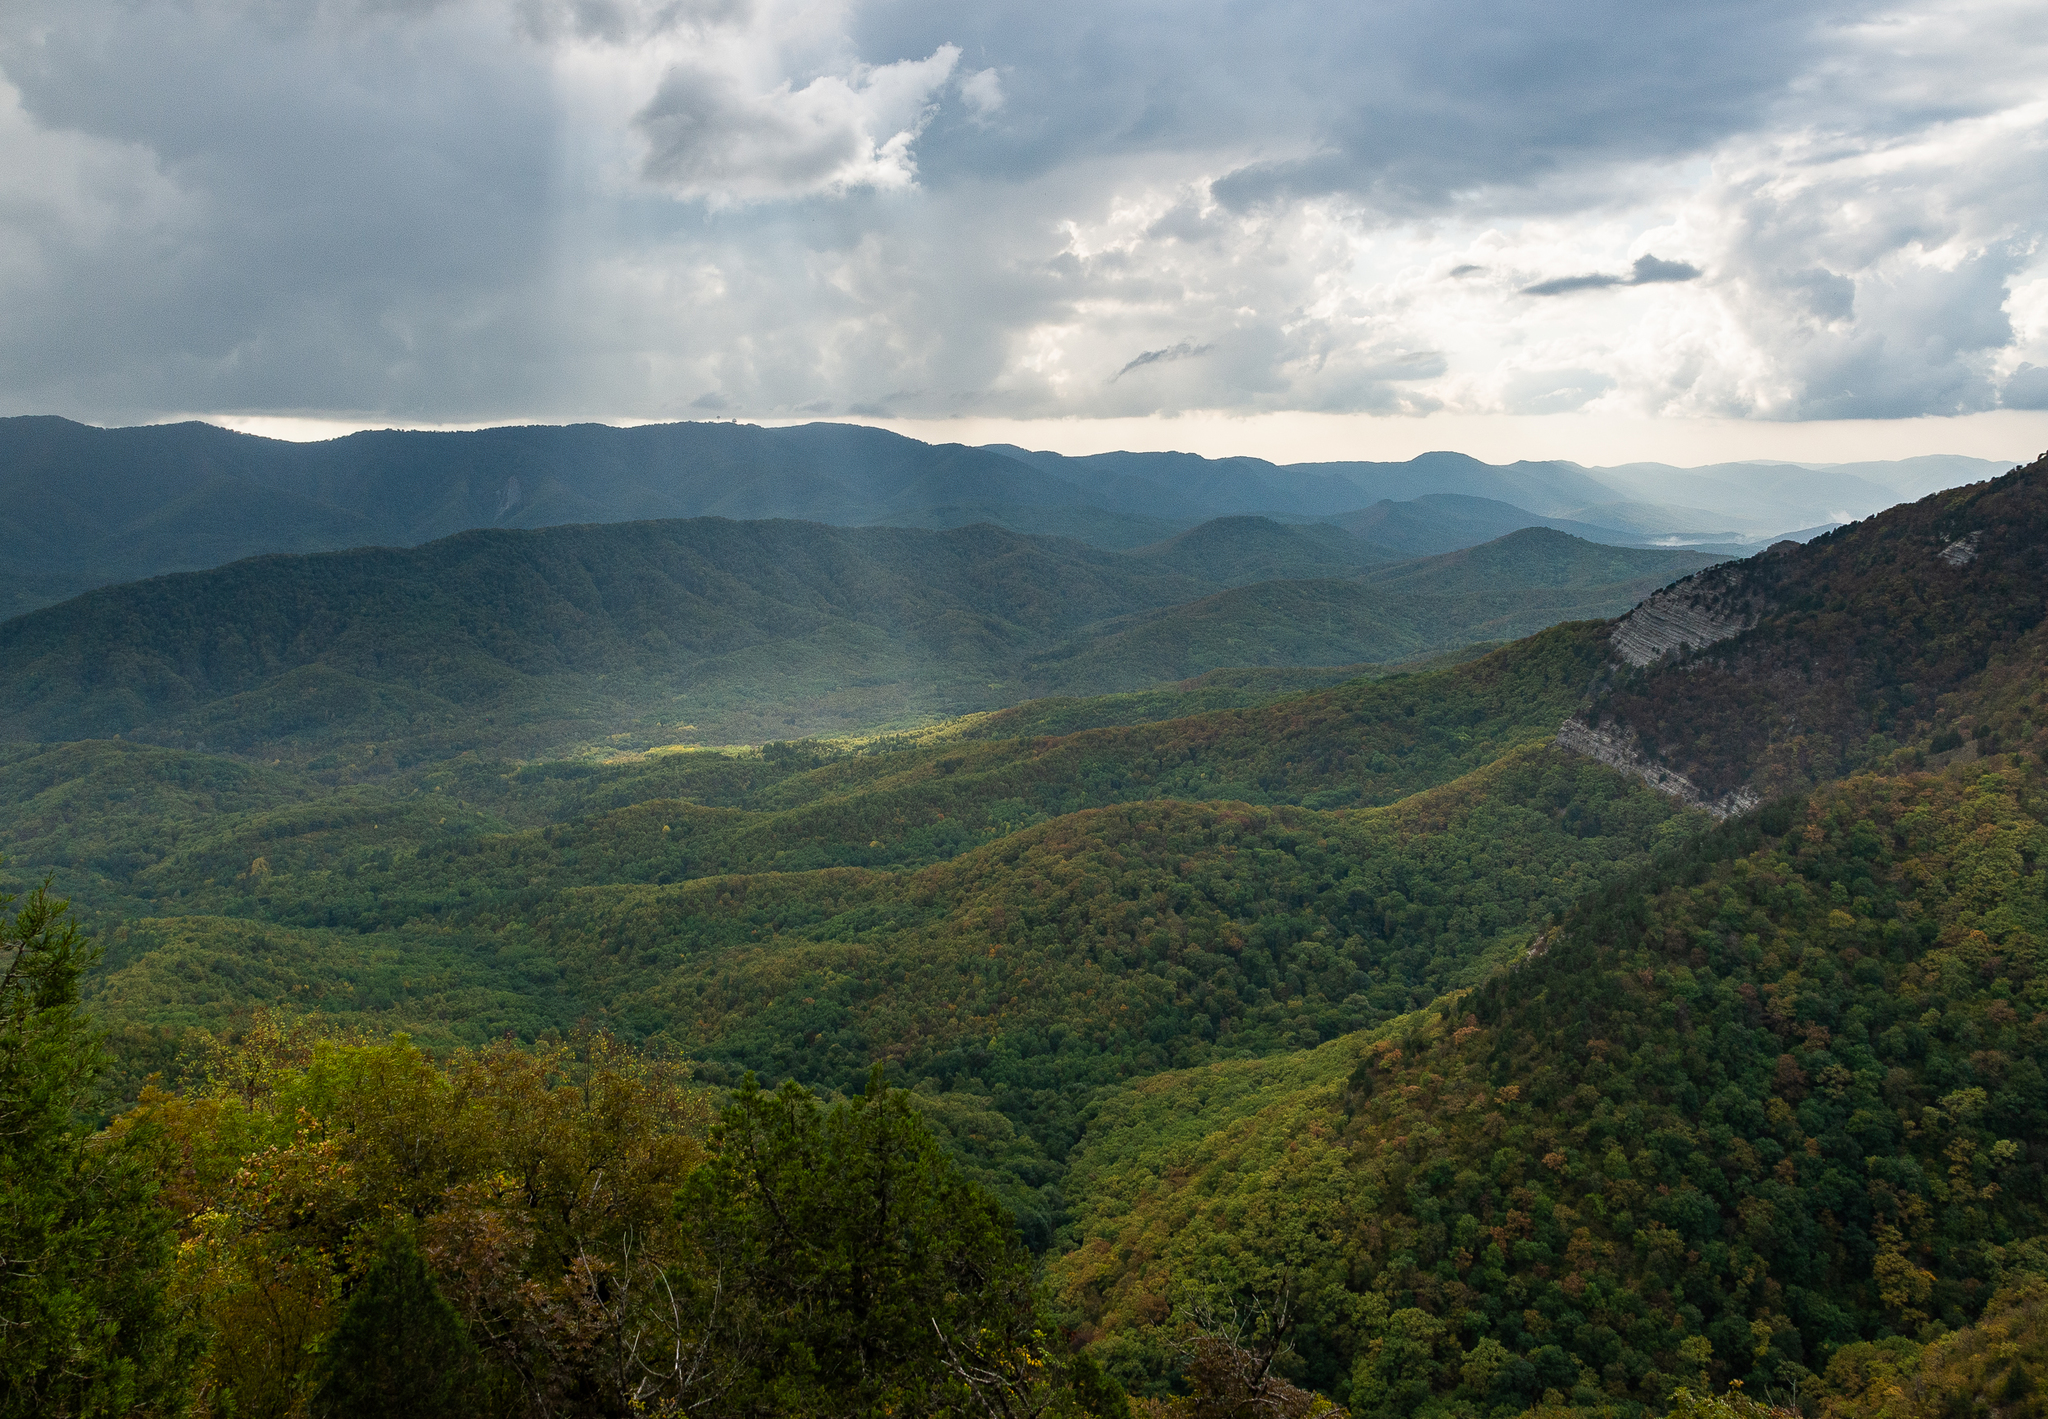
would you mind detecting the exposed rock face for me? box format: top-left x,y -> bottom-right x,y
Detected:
1608,562 -> 1762,668
1561,557 -> 1774,813
1556,717 -> 1761,819
1939,531 -> 1983,566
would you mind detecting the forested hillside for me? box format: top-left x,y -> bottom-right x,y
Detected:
1568,465 -> 2048,809
0,517 -> 1713,756
1050,736 -> 2048,1413
3,453 -> 2043,1418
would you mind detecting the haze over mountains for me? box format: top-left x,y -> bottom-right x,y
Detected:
0,517 -> 1721,759
0,415 -> 2007,617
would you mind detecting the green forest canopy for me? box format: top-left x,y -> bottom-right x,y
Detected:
2,454 -> 2045,1417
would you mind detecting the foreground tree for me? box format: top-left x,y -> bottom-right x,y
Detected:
311,1230 -> 477,1419
678,1067 -> 1125,1418
0,880 -> 189,1418
117,1025 -> 1131,1416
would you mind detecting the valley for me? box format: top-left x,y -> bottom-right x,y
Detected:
2,432 -> 2044,1418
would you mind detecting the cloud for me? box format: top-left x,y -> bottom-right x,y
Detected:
1504,367 -> 1617,415
1523,253 -> 1701,295
1523,272 -> 1626,296
2006,363 -> 2048,410
1112,340 -> 1213,381
1198,0 -> 1841,213
1628,254 -> 1700,284
514,0 -> 751,42
0,0 -> 2043,429
958,67 -> 1003,120
637,45 -> 960,204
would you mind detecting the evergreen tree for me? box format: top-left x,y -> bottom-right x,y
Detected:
680,1068 -> 1076,1417
311,1229 -> 476,1419
0,879 -> 188,1418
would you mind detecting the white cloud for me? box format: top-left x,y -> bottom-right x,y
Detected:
958,67 -> 1003,120
1,0 -> 2045,436
637,44 -> 960,203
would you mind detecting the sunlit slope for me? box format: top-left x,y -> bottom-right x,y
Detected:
80,744 -> 1703,1134
0,517 -> 1714,763
0,518 -> 1215,757
1,623 -> 1608,933
937,661 -> 1436,742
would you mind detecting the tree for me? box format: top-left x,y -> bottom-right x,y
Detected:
0,879 -> 189,1417
311,1229 -> 477,1419
678,1068 -> 1083,1417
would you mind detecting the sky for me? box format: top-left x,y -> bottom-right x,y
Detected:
4,0 -> 2047,466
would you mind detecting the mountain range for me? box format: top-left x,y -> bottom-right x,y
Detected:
0,415 -> 2009,617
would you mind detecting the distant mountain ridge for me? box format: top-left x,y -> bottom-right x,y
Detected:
988,442 -> 2010,532
1329,492 -> 1646,556
0,417 -> 1088,610
1,415 -> 2007,616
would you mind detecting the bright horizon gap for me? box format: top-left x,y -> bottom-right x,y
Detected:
172,408 -> 2048,468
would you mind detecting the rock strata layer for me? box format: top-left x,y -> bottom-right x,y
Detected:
1556,717 -> 1760,819
1608,562 -> 1761,668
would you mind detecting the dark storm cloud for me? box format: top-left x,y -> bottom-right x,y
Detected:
0,0 -> 2041,425
0,1 -> 561,420
853,0 -> 1843,209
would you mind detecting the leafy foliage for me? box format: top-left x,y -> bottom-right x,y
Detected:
1052,753 -> 2048,1415
1810,1274 -> 2048,1416
111,1023 -> 1124,1418
0,881 -> 191,1417
311,1231 -> 478,1419
679,1069 -> 1068,1417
